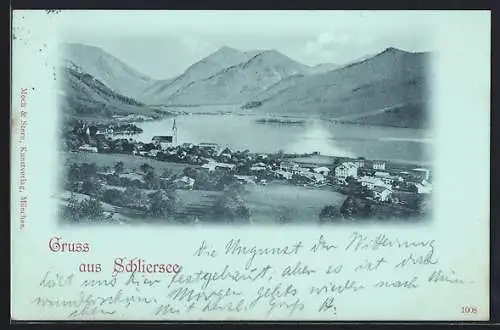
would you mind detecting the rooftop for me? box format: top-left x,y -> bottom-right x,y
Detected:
373,186 -> 392,193
152,136 -> 173,142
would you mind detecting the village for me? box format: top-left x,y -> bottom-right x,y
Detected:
60,119 -> 433,223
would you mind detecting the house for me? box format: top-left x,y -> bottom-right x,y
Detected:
147,149 -> 160,157
98,142 -> 111,152
372,186 -> 392,202
94,133 -> 107,142
235,175 -> 257,184
358,176 -> 391,190
296,170 -> 324,183
78,144 -> 98,153
391,175 -> 404,182
274,169 -> 293,180
415,180 -> 432,194
374,171 -> 393,184
87,125 -> 98,137
199,142 -> 219,150
334,162 -> 359,180
411,168 -> 431,181
372,161 -> 386,170
313,166 -> 330,176
353,158 -> 365,168
201,162 -> 217,172
217,147 -> 233,157
215,162 -> 236,172
374,171 -> 390,177
250,165 -> 267,173
312,173 -> 326,184
96,170 -> 115,177
152,136 -> 173,150
135,142 -> 145,150
173,176 -> 195,190
280,161 -> 300,173
119,172 -> 145,184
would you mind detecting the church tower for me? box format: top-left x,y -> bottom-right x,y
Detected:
172,119 -> 178,146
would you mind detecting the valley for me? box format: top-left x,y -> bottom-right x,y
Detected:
59,43 -> 430,129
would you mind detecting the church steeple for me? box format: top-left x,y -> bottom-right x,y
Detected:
172,119 -> 178,145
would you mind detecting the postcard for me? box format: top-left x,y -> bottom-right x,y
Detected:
10,10 -> 491,321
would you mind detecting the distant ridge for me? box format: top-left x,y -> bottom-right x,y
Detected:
60,42 -> 430,128
62,42 -> 155,99
59,61 -> 159,120
248,47 -> 430,129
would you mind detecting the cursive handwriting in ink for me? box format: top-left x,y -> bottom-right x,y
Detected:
225,238 -> 303,269
318,296 -> 337,314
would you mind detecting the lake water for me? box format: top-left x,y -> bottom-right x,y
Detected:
135,114 -> 433,164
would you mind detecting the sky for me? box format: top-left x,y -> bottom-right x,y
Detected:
58,10 -> 443,80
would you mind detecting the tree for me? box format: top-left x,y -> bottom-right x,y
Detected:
191,169 -> 209,190
81,178 -> 103,198
80,163 -> 98,178
212,186 -> 250,223
122,187 -> 147,210
114,161 -> 124,175
147,190 -> 175,218
278,206 -> 294,224
79,197 -> 105,221
183,167 -> 198,178
143,170 -> 160,189
340,196 -> 363,220
332,158 -> 342,168
236,163 -> 251,175
66,193 -> 81,221
415,195 -> 431,217
215,173 -> 237,191
318,205 -> 340,223
68,163 -> 81,182
65,133 -> 84,151
102,188 -> 124,206
361,202 -> 376,218
140,163 -> 154,174
161,169 -> 173,178
122,141 -> 135,153
65,195 -> 105,223
345,176 -> 357,185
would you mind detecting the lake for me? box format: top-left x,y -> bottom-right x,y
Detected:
134,113 -> 433,164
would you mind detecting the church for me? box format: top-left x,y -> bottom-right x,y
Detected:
152,119 -> 178,150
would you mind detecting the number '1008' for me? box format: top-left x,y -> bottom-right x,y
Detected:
461,306 -> 478,314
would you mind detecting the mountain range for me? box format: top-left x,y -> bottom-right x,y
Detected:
59,42 -> 430,128
63,43 -> 154,99
58,61 -> 161,120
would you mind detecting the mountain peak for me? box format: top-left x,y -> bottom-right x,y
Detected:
380,47 -> 409,55
252,49 -> 293,60
214,45 -> 241,54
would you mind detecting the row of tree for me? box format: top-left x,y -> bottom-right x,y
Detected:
62,161 -> 252,224
319,194 -> 430,223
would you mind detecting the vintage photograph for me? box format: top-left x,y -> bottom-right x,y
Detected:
12,10 -> 490,322
56,15 -> 433,225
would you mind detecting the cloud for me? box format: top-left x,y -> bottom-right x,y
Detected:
180,36 -> 216,60
301,32 -> 354,64
317,32 -> 350,45
298,27 -> 428,66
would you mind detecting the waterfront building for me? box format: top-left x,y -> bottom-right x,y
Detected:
372,161 -> 386,170
335,162 -> 359,180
